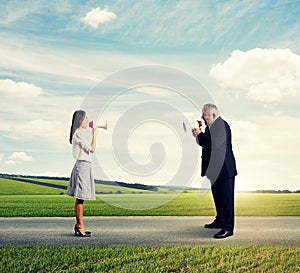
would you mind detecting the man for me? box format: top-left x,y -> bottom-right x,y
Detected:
193,103 -> 237,239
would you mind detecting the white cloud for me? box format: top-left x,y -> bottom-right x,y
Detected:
0,76 -> 82,148
81,8 -> 116,29
0,79 -> 44,98
5,152 -> 33,165
1,117 -> 71,145
228,114 -> 300,190
0,153 -> 4,161
19,119 -> 67,142
0,32 -> 156,85
0,34 -> 101,84
210,48 -> 300,102
0,90 -> 83,147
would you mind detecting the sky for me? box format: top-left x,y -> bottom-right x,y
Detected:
1,0 -> 300,191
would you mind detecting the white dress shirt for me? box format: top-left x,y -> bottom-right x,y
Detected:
72,128 -> 92,162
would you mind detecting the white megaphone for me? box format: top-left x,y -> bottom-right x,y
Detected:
88,120 -> 108,130
183,120 -> 203,133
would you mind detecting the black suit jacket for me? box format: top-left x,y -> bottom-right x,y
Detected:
197,117 -> 237,182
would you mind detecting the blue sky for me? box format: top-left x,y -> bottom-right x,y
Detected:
1,0 -> 300,190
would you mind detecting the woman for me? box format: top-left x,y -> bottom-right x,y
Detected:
67,110 -> 98,237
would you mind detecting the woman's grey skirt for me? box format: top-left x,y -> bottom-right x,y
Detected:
67,160 -> 96,200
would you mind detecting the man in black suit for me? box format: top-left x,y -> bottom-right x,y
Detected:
193,103 -> 237,239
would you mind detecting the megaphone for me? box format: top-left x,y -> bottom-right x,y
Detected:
183,120 -> 202,133
88,120 -> 108,130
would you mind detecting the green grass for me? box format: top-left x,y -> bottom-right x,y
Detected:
0,245 -> 299,273
23,177 -> 158,194
0,177 -> 174,195
0,177 -> 300,216
235,192 -> 300,216
0,178 -> 66,195
0,191 -> 300,217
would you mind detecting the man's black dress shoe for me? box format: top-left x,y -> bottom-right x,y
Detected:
213,229 -> 233,239
204,222 -> 223,229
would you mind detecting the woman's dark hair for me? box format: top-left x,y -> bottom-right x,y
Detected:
69,110 -> 86,144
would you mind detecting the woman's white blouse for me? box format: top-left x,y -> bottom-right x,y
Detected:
72,128 -> 92,162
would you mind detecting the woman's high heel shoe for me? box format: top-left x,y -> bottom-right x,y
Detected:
74,225 -> 91,235
74,225 -> 91,237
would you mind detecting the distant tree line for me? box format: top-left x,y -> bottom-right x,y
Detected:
95,180 -> 158,191
0,173 -> 69,181
250,189 -> 300,193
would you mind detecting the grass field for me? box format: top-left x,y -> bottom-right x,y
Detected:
1,177 -> 299,272
1,245 -> 299,273
0,177 -> 299,216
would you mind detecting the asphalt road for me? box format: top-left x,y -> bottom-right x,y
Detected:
1,216 -> 299,246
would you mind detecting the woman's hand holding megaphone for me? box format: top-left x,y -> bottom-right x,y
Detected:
89,120 -> 99,136
93,127 -> 99,136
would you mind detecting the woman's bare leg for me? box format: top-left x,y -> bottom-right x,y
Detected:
74,198 -> 86,234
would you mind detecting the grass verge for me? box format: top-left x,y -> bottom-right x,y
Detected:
0,245 -> 299,273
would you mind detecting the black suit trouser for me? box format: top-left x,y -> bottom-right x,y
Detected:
211,176 -> 235,231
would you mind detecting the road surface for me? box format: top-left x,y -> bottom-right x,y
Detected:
1,216 -> 299,246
